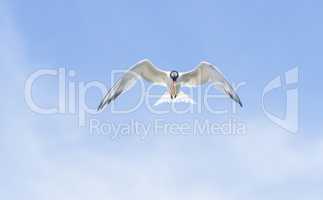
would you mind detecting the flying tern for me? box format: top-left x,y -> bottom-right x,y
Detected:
97,59 -> 242,111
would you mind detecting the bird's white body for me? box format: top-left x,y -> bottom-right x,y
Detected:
97,59 -> 242,111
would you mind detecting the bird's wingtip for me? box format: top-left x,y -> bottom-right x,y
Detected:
239,101 -> 243,108
97,101 -> 105,112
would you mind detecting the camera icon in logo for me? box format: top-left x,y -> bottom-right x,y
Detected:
262,68 -> 299,133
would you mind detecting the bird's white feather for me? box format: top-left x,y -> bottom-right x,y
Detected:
98,59 -> 168,110
154,91 -> 195,106
178,61 -> 242,107
98,60 -> 242,111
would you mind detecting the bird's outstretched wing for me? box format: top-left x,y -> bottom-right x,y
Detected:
97,59 -> 168,111
178,61 -> 243,107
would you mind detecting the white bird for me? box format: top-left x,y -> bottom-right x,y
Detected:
97,59 -> 242,111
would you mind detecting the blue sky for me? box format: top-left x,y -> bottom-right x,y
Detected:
1,0 -> 323,199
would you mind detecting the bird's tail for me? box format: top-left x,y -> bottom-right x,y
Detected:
154,91 -> 195,106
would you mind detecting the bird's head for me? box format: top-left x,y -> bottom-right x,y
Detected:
170,70 -> 179,81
